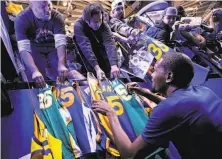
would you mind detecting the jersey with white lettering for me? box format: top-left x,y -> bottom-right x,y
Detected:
54,81 -> 99,156
75,84 -> 110,153
87,73 -> 137,156
36,86 -> 77,159
111,79 -> 148,136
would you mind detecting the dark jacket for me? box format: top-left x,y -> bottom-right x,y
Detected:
74,17 -> 118,73
146,21 -> 173,44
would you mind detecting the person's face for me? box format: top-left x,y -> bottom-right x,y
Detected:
89,12 -> 102,30
181,10 -> 186,17
151,59 -> 168,93
163,15 -> 177,27
112,6 -> 124,19
32,0 -> 52,21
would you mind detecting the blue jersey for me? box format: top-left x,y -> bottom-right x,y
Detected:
75,84 -> 109,153
111,79 -> 148,136
36,86 -> 77,159
87,73 -> 137,156
54,81 -> 100,157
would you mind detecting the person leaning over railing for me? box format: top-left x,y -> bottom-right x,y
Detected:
109,0 -> 141,44
74,3 -> 120,81
15,0 -> 85,88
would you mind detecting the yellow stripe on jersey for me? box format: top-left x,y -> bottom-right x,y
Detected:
87,73 -> 120,156
106,139 -> 120,157
59,107 -> 72,126
68,133 -> 81,158
75,82 -> 85,104
51,86 -> 58,102
98,114 -> 113,139
91,110 -> 103,143
31,112 -> 62,159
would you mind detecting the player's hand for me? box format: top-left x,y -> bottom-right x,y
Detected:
111,65 -> 120,79
95,65 -> 106,82
126,82 -> 152,95
91,100 -> 115,116
126,82 -> 140,92
58,64 -> 68,83
32,71 -> 46,88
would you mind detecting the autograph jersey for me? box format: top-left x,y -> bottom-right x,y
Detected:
87,73 -> 137,156
111,79 -> 148,136
31,111 -> 62,159
36,86 -> 77,159
75,84 -> 111,154
54,81 -> 99,156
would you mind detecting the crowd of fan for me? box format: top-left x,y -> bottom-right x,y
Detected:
1,0 -> 221,86
2,1 -> 222,159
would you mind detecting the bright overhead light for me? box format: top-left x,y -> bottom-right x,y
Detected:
62,2 -> 68,7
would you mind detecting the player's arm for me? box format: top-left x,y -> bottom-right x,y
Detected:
127,83 -> 165,104
92,100 -> 158,159
107,110 -> 158,159
132,87 -> 165,104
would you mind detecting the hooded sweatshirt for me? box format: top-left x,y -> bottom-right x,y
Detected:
74,13 -> 118,73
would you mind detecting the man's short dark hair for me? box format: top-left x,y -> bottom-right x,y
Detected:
160,53 -> 194,88
83,3 -> 104,23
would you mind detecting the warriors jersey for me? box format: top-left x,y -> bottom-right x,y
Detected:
36,86 -> 78,159
87,73 -> 137,156
111,79 -> 148,136
54,81 -> 99,156
75,84 -> 110,153
31,111 -> 62,159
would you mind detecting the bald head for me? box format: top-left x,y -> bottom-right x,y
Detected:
159,53 -> 194,88
30,0 -> 52,21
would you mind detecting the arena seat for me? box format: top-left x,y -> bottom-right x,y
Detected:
137,0 -> 169,16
